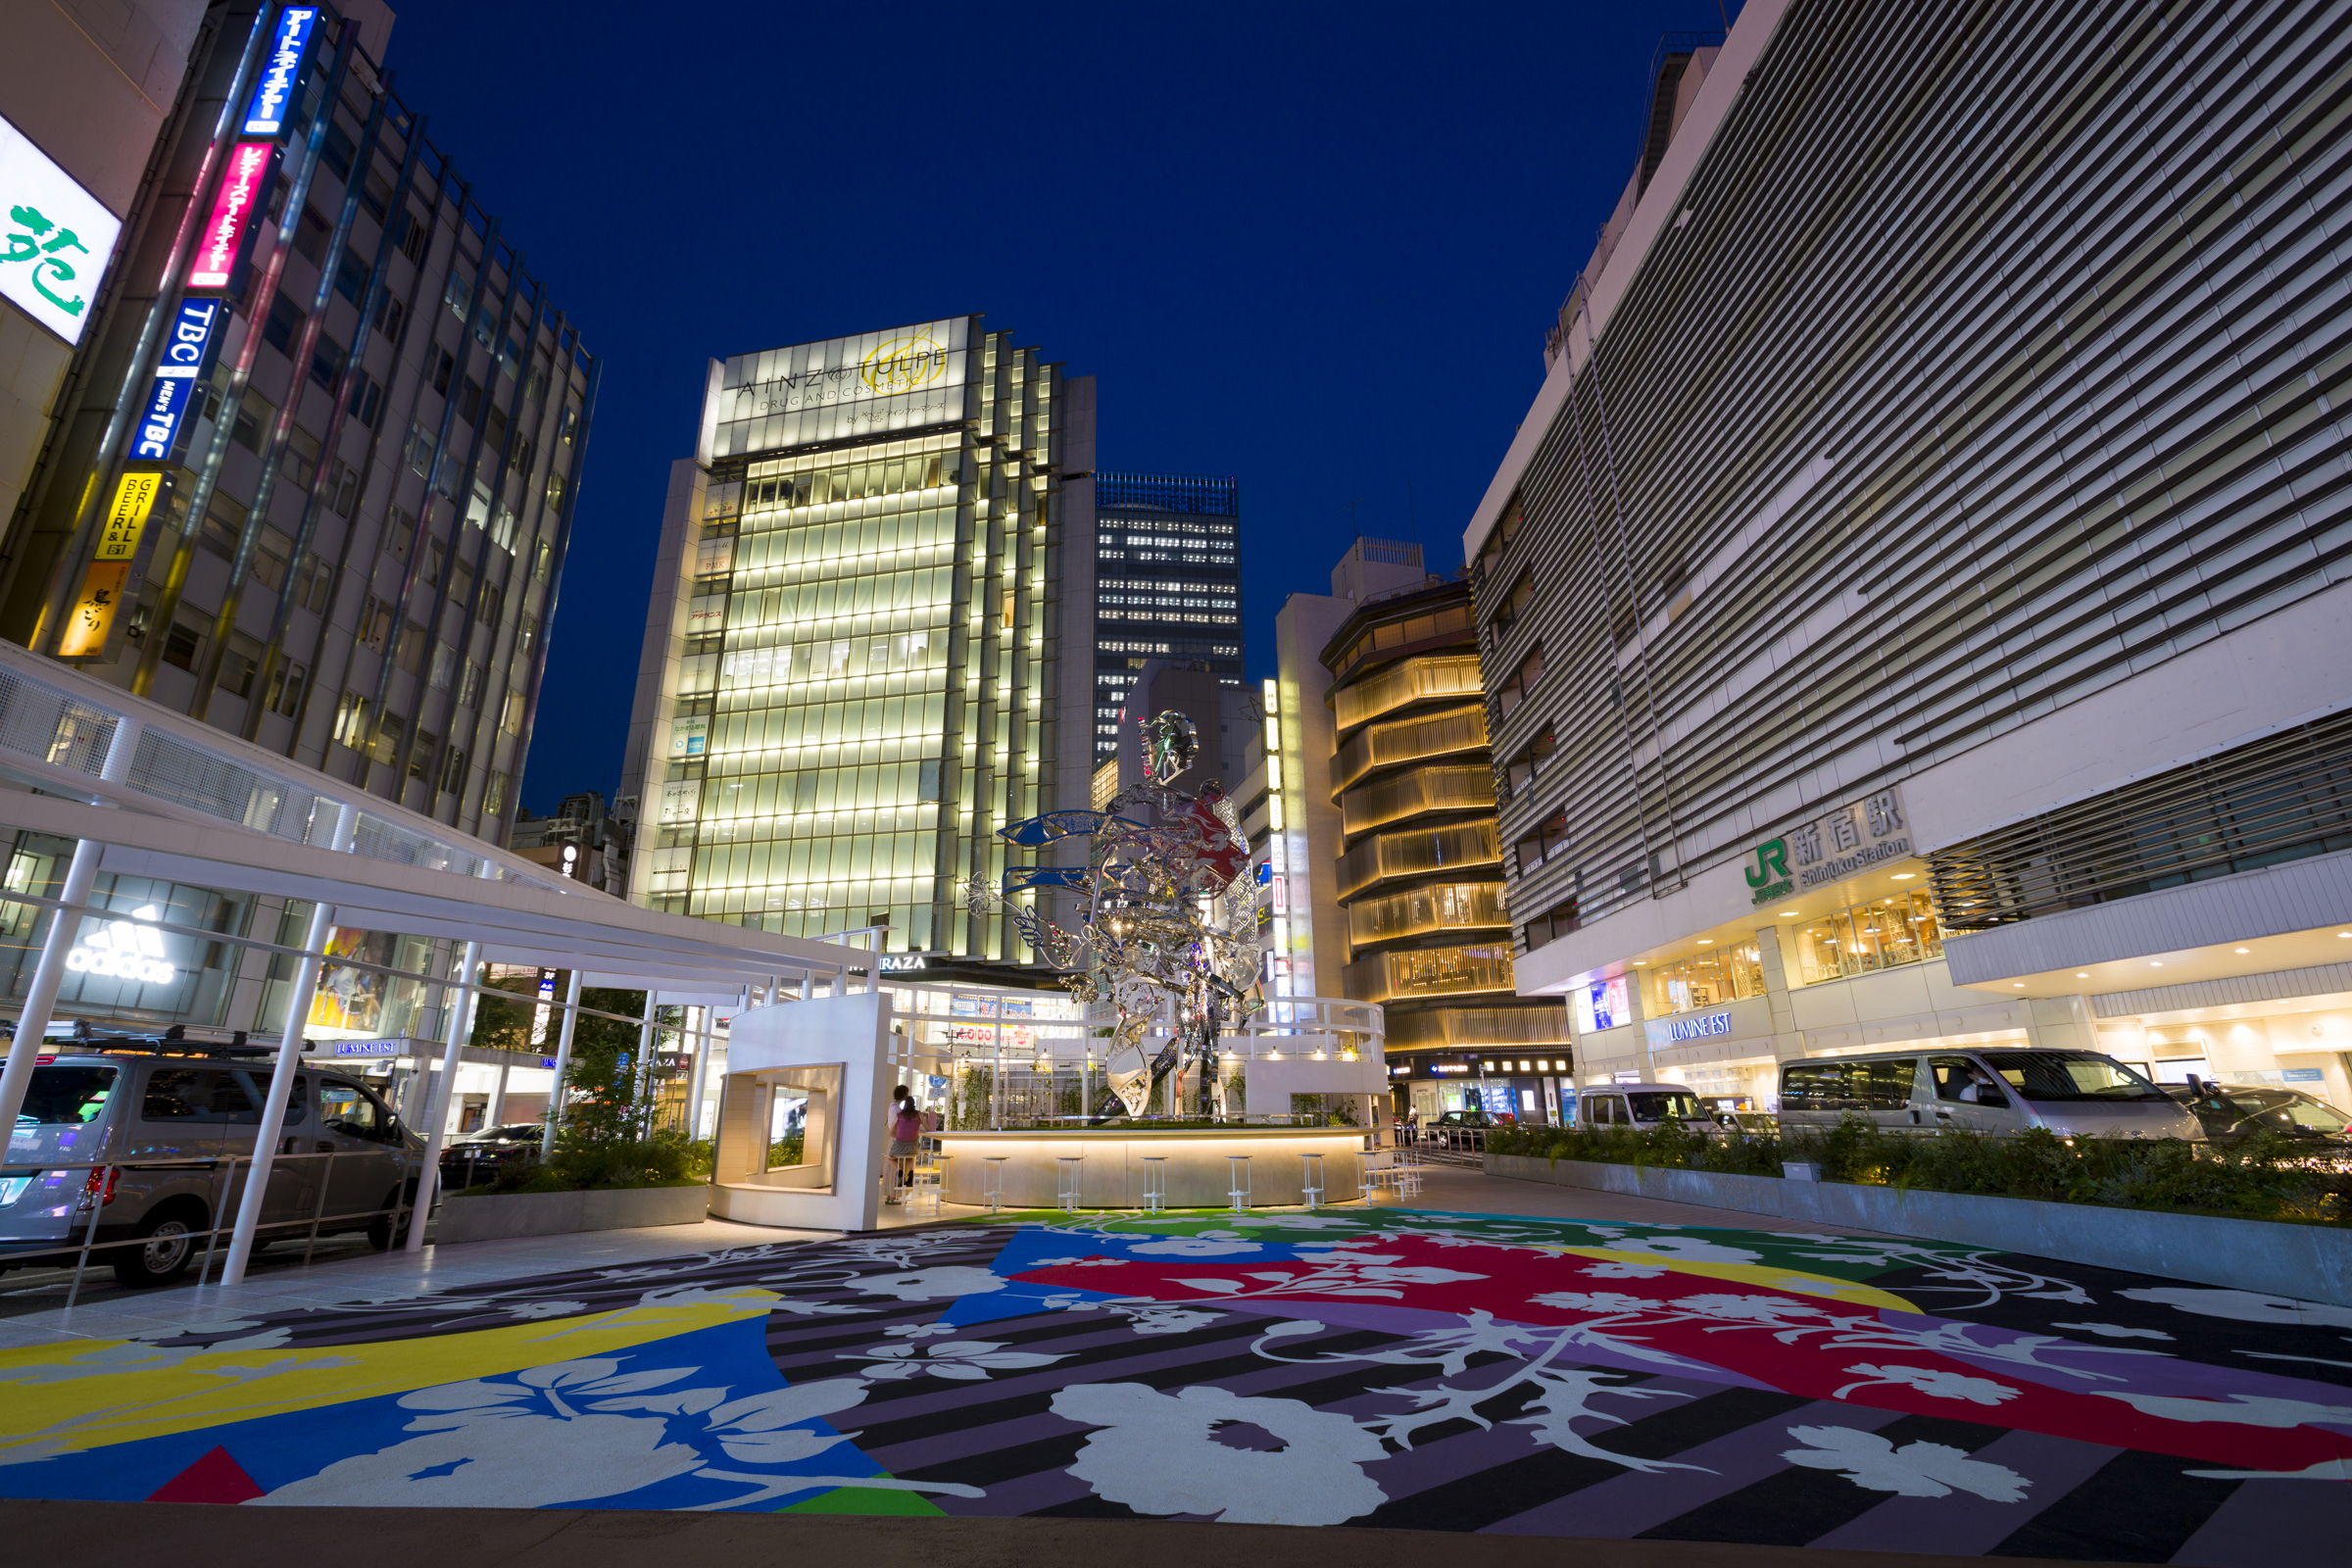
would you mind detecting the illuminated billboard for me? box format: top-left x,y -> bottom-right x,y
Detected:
241,7 -> 320,136
187,140 -> 276,290
0,112 -> 123,345
708,318 -> 972,458
128,298 -> 225,463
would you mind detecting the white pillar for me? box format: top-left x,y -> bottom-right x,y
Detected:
486,1056 -> 512,1126
800,971 -> 813,1001
634,992 -> 659,1137
540,968 -> 584,1154
221,802 -> 357,1285
0,716 -> 141,1140
685,1004 -> 715,1140
405,940 -> 482,1253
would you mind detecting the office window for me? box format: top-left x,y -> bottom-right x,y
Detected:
1490,567 -> 1534,634
440,746 -> 466,797
428,643 -> 455,692
395,208 -> 427,265
231,392 -> 275,454
300,557 -> 334,615
198,493 -> 244,560
500,690 -> 523,734
310,333 -> 345,390
517,613 -> 538,659
545,473 -> 564,512
368,710 -> 405,766
262,292 -> 305,356
1495,644 -> 1545,720
357,596 -> 394,653
331,691 -> 369,749
324,457 -> 360,515
371,291 -> 405,345
217,633 -> 261,700
532,538 -> 551,582
483,770 -> 509,817
347,372 -> 382,429
407,729 -> 437,781
405,421 -> 435,477
283,426 -> 321,491
1522,896 -> 1579,953
1505,729 -> 1556,796
161,619 -> 203,672
264,658 -> 306,718
395,620 -> 425,674
250,526 -> 292,592
292,204 -> 331,264
383,506 -> 414,561
458,659 -> 483,709
333,255 -> 367,304
430,345 -> 455,396
477,582 -> 504,628
445,270 -> 471,319
458,376 -> 482,426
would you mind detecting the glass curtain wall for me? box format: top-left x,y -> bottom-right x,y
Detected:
652,330 -> 1057,960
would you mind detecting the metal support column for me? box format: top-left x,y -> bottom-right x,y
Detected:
684,1004 -> 714,1141
406,939 -> 482,1253
540,968 -> 583,1155
221,801 -> 357,1286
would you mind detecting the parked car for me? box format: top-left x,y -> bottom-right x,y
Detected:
439,1122 -> 547,1190
2163,1082 -> 2352,1151
1578,1084 -> 1711,1133
1777,1048 -> 2204,1140
1,1047 -> 422,1287
1716,1109 -> 1781,1137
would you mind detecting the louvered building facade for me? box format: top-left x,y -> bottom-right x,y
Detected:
1472,0 -> 2352,1111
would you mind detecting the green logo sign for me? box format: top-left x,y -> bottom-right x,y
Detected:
1745,837 -> 1793,906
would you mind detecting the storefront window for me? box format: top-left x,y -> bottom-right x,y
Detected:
1789,890 -> 1943,984
1647,942 -> 1765,1014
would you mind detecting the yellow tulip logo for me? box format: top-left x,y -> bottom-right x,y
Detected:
861,335 -> 948,395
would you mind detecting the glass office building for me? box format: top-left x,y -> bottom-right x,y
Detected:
620,318 -> 1097,967
1091,471 -> 1240,765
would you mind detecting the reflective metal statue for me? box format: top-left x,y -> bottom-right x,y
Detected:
963,710 -> 1263,1118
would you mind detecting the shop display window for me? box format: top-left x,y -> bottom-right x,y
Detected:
1645,942 -> 1766,1013
1789,890 -> 1944,984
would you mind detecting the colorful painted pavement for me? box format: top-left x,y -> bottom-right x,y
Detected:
2,1207 -> 2348,1557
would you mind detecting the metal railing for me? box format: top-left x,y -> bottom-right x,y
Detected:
1,1148 -> 419,1309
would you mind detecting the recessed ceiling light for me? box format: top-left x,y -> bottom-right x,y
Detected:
2013,983 -> 2025,989
2235,947 -> 2250,954
2077,972 -> 2088,978
1781,910 -> 1799,917
1697,939 -> 1713,945
1892,872 -> 1917,880
2149,961 -> 2164,967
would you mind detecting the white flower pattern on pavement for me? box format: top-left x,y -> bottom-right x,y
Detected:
853,1266 -> 1008,1301
1836,1363 -> 2020,1406
1780,1426 -> 2029,1501
849,1341 -> 1069,1381
1051,1382 -> 1387,1525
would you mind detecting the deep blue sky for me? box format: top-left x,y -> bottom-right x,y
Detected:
380,1 -> 1740,815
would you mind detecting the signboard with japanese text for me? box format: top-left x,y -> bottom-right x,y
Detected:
1744,784 -> 1911,906
128,298 -> 225,463
0,112 -> 122,345
187,140 -> 276,290
241,7 -> 321,136
56,563 -> 129,658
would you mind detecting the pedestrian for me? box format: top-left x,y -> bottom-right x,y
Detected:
885,1085 -> 922,1203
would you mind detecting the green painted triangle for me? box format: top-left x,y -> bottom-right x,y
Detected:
780,1483 -> 948,1517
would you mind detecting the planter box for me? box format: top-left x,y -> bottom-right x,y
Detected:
435,1182 -> 709,1245
1487,1152 -> 2352,1307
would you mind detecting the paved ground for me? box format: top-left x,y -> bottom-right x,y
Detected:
0,1175 -> 2345,1562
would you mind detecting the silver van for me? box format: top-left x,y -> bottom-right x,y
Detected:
1580,1083 -> 1711,1133
1,1046 -> 423,1287
1778,1048 -> 2204,1141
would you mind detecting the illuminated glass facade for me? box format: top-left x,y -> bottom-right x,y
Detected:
622,318 -> 1092,966
1092,470 -> 1240,764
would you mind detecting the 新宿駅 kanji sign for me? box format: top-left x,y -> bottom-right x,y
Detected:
1745,784 -> 1911,906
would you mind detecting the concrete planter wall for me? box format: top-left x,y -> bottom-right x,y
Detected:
435,1182 -> 709,1245
1488,1152 -> 2352,1307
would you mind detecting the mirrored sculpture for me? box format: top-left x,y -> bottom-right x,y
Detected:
963,710 -> 1264,1117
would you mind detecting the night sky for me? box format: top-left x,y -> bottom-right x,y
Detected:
379,0 -> 1740,814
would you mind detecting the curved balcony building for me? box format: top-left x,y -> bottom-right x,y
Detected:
1316,545 -> 1571,1122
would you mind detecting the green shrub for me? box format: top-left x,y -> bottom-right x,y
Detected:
479,1129 -> 701,1195
1485,1114 -> 2345,1223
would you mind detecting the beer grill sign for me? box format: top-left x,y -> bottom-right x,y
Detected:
1744,784 -> 1911,907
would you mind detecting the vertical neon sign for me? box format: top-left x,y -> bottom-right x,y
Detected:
240,7 -> 319,136
186,140 -> 275,289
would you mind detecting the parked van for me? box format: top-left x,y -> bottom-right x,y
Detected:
1580,1083 -> 1711,1133
1777,1048 -> 2203,1141
1,1047 -> 423,1287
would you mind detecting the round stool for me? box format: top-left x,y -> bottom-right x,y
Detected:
982,1155 -> 1007,1214
1056,1155 -> 1084,1213
1226,1154 -> 1251,1213
1140,1155 -> 1168,1215
1299,1152 -> 1325,1210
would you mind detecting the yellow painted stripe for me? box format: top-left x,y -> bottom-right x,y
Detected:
1543,1247 -> 1920,1314
0,1288 -> 780,1462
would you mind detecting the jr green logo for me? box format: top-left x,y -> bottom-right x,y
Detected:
1745,838 -> 1789,888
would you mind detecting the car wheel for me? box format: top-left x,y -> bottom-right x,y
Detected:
367,1183 -> 415,1250
113,1204 -> 203,1288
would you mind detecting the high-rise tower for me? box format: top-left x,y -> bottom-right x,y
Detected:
619,318 -> 1097,974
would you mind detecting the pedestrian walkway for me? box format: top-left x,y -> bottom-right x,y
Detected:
0,1177 -> 2344,1561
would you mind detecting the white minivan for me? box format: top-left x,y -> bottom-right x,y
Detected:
1579,1083 -> 1711,1133
1778,1048 -> 2203,1141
